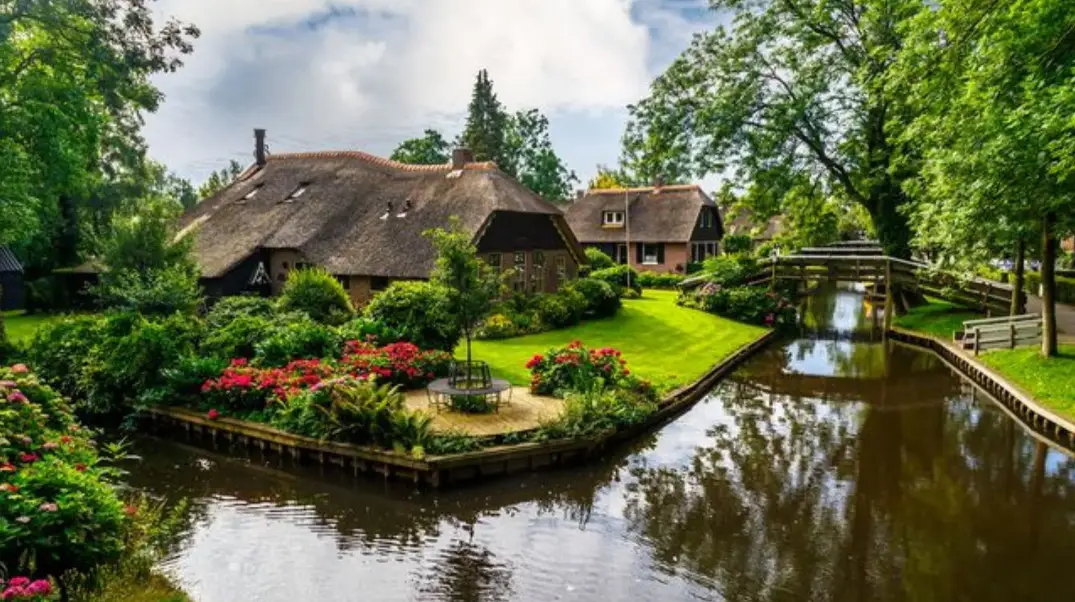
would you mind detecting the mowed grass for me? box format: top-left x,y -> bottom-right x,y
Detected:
460,289 -> 768,390
980,345 -> 1075,424
3,310 -> 64,344
894,298 -> 982,339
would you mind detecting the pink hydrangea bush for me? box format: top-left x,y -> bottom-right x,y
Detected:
1,576 -> 54,600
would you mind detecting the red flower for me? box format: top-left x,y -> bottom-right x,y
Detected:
230,358 -> 249,367
0,483 -> 18,493
207,409 -> 220,420
125,505 -> 138,516
60,436 -> 72,444
75,463 -> 87,473
18,453 -> 37,464
10,363 -> 28,374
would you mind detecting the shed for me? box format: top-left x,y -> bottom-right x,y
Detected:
0,246 -> 25,310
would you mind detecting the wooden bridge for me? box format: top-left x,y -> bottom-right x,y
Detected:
685,241 -> 1024,319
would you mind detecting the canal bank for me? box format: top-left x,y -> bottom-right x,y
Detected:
128,285 -> 1075,602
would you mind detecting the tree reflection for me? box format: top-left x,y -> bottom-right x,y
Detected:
623,375 -> 1075,601
414,533 -> 514,602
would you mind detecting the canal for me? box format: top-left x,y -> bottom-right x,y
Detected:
126,287 -> 1075,601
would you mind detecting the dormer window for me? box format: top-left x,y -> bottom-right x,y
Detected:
380,201 -> 392,220
242,185 -> 262,201
603,211 -> 625,226
284,183 -> 309,202
395,199 -> 411,218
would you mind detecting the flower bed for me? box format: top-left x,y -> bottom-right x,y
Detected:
678,283 -> 797,327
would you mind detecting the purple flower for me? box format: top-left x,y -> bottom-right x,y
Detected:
39,502 -> 58,512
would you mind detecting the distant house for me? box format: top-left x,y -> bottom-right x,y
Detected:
0,246 -> 24,310
723,206 -> 785,248
564,185 -> 723,273
172,130 -> 585,306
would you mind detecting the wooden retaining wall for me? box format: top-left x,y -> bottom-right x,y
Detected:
888,327 -> 1075,452
146,330 -> 780,488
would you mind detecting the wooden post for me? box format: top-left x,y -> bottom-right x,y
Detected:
884,258 -> 893,330
974,327 -> 981,356
1010,322 -> 1017,349
770,256 -> 776,290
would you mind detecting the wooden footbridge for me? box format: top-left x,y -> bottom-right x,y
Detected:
684,240 -> 1024,321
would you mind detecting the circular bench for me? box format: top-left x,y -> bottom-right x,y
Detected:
425,378 -> 514,413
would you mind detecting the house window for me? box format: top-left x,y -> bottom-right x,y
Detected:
282,261 -> 290,269
641,243 -> 661,265
701,209 -> 713,229
371,277 -> 389,291
530,251 -> 546,293
691,242 -> 718,263
603,211 -> 625,226
556,256 -> 567,285
486,253 -> 502,273
616,244 -> 628,265
513,252 -> 526,293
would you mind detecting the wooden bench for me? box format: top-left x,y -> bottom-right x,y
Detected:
958,313 -> 1041,355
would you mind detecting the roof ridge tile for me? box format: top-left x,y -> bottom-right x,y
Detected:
266,151 -> 497,172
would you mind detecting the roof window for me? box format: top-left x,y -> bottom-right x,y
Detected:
284,183 -> 309,202
395,199 -> 411,218
380,201 -> 393,220
242,185 -> 262,201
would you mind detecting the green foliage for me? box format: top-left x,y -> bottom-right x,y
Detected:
204,296 -> 276,329
271,377 -> 432,450
536,384 -> 658,440
700,255 -> 759,287
460,69 -> 513,172
199,314 -> 276,361
894,298 -> 981,339
563,278 -> 622,319
253,319 -> 342,367
507,109 -> 579,201
26,315 -> 107,400
278,267 -> 354,325
525,341 -> 657,408
474,314 -> 519,340
1024,273 -> 1075,306
196,160 -> 243,200
636,272 -> 685,289
390,129 -> 450,165
589,265 -> 642,296
446,394 -> 498,415
334,317 -> 404,347
365,281 -> 462,352
722,234 -> 753,255
91,200 -> 203,315
979,345 -> 1075,423
586,165 -> 639,190
584,247 -> 616,271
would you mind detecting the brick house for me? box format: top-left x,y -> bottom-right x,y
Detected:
564,185 -> 723,273
171,130 -> 585,307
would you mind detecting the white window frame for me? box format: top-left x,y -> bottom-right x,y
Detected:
603,211 -> 625,225
642,243 -> 660,265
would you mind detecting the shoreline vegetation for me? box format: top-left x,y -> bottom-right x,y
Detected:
894,297 -> 1075,424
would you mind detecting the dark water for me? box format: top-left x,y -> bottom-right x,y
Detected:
127,287 -> 1075,602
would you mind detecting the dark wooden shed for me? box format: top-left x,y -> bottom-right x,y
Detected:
0,246 -> 25,310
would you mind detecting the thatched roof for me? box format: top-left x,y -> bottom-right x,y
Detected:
0,246 -> 22,273
724,206 -> 785,241
563,185 -> 720,244
176,151 -> 582,279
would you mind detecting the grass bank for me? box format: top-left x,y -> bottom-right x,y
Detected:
893,298 -> 981,339
3,310 -> 64,344
979,345 -> 1075,424
462,289 -> 768,390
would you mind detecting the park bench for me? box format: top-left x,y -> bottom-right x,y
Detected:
957,313 -> 1041,355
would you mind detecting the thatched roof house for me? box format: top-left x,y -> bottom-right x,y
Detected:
723,206 -> 785,244
564,184 -> 723,273
178,131 -> 585,305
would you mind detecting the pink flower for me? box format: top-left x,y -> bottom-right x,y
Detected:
42,441 -> 58,451
5,578 -> 29,588
26,580 -> 52,596
2,585 -> 29,599
207,409 -> 220,420
125,505 -> 138,516
6,392 -> 27,404
15,516 -> 30,524
230,358 -> 248,367
10,364 -> 28,374
19,453 -> 37,464
764,313 -> 775,326
0,380 -> 16,388
39,502 -> 58,512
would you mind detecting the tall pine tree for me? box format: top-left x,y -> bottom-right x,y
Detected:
460,70 -> 514,175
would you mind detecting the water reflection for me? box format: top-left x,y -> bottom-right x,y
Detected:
131,288 -> 1075,602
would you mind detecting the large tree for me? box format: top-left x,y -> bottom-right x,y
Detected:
390,129 -> 451,165
622,0 -> 923,258
196,159 -> 243,200
459,69 -> 513,173
895,0 -> 1075,355
506,109 -> 578,202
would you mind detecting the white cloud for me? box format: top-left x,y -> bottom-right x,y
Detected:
143,0 -> 718,187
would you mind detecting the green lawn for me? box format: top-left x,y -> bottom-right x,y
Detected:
460,289 -> 768,390
3,311 -> 63,344
979,345 -> 1075,424
894,298 -> 982,339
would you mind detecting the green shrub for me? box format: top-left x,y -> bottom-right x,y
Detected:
755,241 -> 776,258
200,313 -> 276,360
204,295 -> 276,329
590,265 -> 642,295
700,255 -> 759,286
1024,272 -> 1075,305
335,317 -> 404,346
476,313 -> 519,339
153,355 -> 230,407
533,293 -> 577,329
278,267 -> 354,325
447,394 -> 498,414
25,275 -> 69,312
26,315 -> 106,400
678,283 -> 797,327
636,272 -> 685,289
563,278 -> 621,318
365,281 -> 462,352
537,385 -> 657,440
584,248 -> 617,271
0,365 -> 128,582
92,264 -> 203,316
254,319 -> 342,367
723,233 -> 753,254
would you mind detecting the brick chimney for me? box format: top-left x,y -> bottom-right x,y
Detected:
254,128 -> 267,167
452,147 -> 474,169
576,189 -> 585,200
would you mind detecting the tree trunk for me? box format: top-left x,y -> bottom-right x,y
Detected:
1011,238 -> 1026,316
1041,213 -> 1058,357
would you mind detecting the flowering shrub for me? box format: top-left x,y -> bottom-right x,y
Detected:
678,284 -> 797,327
0,365 -> 128,584
200,358 -> 335,414
525,341 -> 655,402
338,341 -> 450,389
0,577 -> 53,600
475,313 -> 518,339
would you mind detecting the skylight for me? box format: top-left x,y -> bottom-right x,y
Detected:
284,183 -> 309,202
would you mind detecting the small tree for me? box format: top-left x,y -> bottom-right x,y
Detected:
424,220 -> 502,384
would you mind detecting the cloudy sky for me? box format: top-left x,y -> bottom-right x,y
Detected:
143,0 -> 723,191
